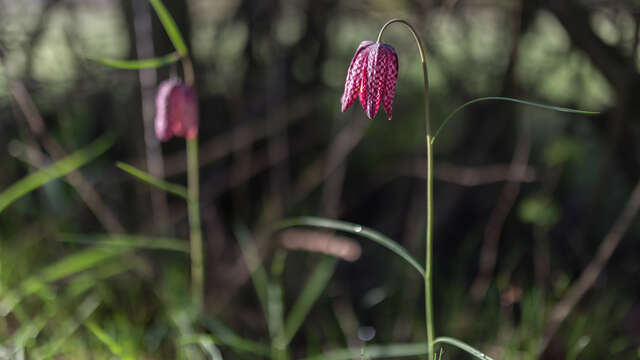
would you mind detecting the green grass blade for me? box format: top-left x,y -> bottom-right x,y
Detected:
276,217 -> 425,278
116,162 -> 188,199
233,224 -> 270,316
32,293 -> 102,360
283,256 -> 337,345
431,96 -> 600,144
190,335 -> 224,360
86,321 -> 135,360
59,233 -> 189,253
149,0 -> 189,56
267,280 -> 287,359
267,249 -> 288,359
201,317 -> 271,356
0,247 -> 129,316
35,248 -> 128,285
0,134 -> 114,213
91,52 -> 180,69
434,337 -> 494,360
179,335 -> 224,360
302,343 -> 429,359
64,259 -> 137,298
13,316 -> 48,350
303,340 -> 492,360
5,259 -> 133,353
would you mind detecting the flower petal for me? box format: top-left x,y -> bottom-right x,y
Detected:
154,79 -> 178,141
168,84 -> 199,139
365,43 -> 385,119
381,44 -> 398,120
155,79 -> 199,141
341,41 -> 374,113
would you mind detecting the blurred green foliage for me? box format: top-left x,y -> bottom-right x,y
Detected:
1,0 -> 639,359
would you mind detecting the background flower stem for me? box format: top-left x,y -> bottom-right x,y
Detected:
182,57 -> 203,310
378,19 -> 434,359
187,136 -> 203,311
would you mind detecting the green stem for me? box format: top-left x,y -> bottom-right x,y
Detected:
181,56 -> 203,310
378,19 -> 434,359
187,137 -> 203,310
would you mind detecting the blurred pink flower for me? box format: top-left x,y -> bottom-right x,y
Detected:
341,41 -> 398,120
155,79 -> 199,141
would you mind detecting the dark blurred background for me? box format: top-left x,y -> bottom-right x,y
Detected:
1,0 -> 640,358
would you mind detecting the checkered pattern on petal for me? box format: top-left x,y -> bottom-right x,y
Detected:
364,43 -> 386,119
380,44 -> 398,120
341,41 -> 374,113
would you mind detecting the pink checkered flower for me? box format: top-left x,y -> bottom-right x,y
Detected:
341,41 -> 398,120
155,79 -> 199,141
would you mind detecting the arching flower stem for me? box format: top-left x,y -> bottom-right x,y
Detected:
377,18 -> 434,359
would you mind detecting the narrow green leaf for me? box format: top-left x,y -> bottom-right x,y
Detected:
13,316 -> 47,350
303,339 -> 493,360
167,308 -> 202,360
32,293 -> 102,360
276,217 -> 425,278
0,247 -> 128,316
116,162 -> 188,199
0,134 -> 114,213
283,256 -> 337,344
431,97 -> 600,144
59,233 -> 189,253
268,279 -> 287,359
64,259 -> 137,299
233,224 -> 270,316
302,343 -> 429,359
5,259 -> 133,351
434,337 -> 494,360
86,321 -> 135,360
201,317 -> 271,356
91,52 -> 180,69
179,335 -> 223,360
36,248 -> 128,285
149,0 -> 189,56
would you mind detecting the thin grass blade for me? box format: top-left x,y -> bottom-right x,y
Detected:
201,317 -> 271,356
34,248 -> 128,286
12,316 -> 47,350
31,293 -> 102,360
5,260 -> 133,353
0,134 -> 114,213
149,0 -> 189,56
233,224 -> 269,316
0,247 -> 129,316
64,258 -> 137,298
267,282 -> 287,358
302,343 -> 429,359
434,337 -> 494,360
179,334 -> 224,360
431,96 -> 600,144
283,256 -> 337,344
59,233 -> 189,253
91,52 -> 180,69
195,336 -> 224,360
117,162 -> 187,199
276,217 -> 424,278
304,340 -> 493,360
268,250 -> 288,359
86,321 -> 135,360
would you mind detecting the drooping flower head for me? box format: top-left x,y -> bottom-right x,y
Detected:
341,41 -> 398,120
155,79 -> 199,141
